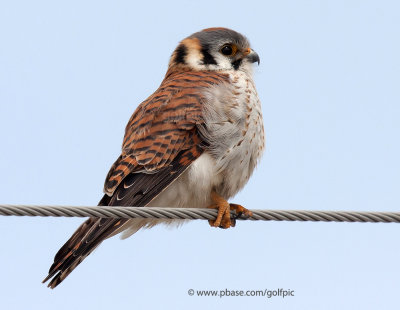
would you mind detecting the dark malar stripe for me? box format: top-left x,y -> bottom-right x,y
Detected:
232,58 -> 242,70
201,44 -> 217,65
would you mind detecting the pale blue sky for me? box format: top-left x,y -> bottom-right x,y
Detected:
1,0 -> 399,309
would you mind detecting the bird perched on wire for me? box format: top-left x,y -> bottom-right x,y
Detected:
43,27 -> 265,288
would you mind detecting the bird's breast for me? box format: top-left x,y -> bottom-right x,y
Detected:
199,70 -> 265,199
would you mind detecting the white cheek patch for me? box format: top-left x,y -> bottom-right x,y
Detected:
186,51 -> 222,71
213,54 -> 233,70
184,49 -> 254,72
185,49 -> 204,70
185,48 -> 232,71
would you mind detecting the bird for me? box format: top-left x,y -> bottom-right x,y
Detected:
43,27 -> 265,288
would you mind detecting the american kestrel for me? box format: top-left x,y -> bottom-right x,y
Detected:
43,27 -> 264,288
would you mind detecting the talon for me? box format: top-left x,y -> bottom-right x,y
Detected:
207,192 -> 247,229
230,203 -> 253,219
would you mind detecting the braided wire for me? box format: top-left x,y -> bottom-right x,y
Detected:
0,204 -> 400,223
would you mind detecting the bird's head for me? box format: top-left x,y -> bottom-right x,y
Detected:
169,27 -> 260,74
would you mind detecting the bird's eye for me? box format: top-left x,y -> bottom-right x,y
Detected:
220,44 -> 237,56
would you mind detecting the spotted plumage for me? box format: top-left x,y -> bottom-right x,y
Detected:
43,27 -> 264,288
104,69 -> 230,195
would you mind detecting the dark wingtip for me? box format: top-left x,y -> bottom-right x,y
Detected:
42,269 -> 56,284
42,276 -> 49,284
48,275 -> 62,289
42,271 -> 63,289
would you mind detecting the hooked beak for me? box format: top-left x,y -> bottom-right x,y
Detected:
243,48 -> 260,65
247,50 -> 260,65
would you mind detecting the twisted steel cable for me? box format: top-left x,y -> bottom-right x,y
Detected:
1,204 -> 400,223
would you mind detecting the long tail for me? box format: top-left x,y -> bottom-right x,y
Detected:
42,195 -> 128,288
43,152 -> 192,288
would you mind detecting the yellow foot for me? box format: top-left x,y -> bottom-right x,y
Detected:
207,192 -> 253,229
229,203 -> 253,220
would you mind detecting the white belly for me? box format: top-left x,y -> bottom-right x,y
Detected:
116,153 -> 219,238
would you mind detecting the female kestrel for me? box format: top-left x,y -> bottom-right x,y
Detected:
43,27 -> 265,288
